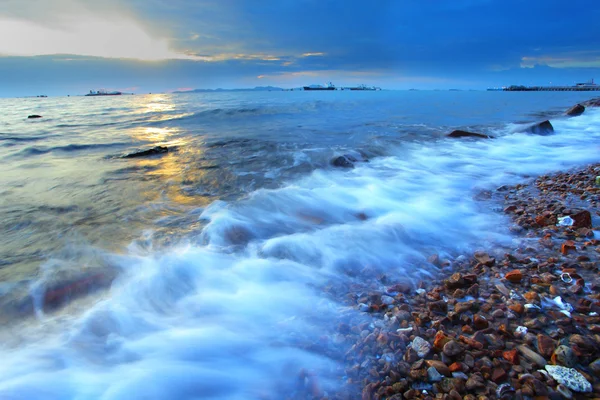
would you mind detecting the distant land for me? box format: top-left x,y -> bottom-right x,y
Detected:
173,86 -> 286,93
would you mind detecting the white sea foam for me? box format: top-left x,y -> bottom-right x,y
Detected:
1,109 -> 599,399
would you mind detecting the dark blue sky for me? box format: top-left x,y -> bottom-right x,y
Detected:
1,0 -> 599,96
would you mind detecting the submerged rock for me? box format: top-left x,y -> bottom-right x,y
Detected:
565,104 -> 585,116
331,153 -> 367,168
523,120 -> 554,135
447,130 -> 492,139
27,114 -> 42,119
123,146 -> 168,158
544,365 -> 591,393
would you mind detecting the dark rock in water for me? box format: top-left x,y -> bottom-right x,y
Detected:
582,97 -> 600,107
123,146 -> 168,158
524,120 -> 554,135
331,153 -> 368,168
42,267 -> 119,311
447,130 -> 491,139
28,115 -> 42,119
565,104 -> 585,116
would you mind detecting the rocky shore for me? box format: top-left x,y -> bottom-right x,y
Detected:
324,162 -> 600,400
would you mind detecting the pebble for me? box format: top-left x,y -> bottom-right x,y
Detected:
410,336 -> 431,358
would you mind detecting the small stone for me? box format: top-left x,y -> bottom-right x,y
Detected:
411,336 -> 431,358
427,366 -> 443,382
425,360 -> 451,376
445,273 -> 466,289
589,359 -> 600,376
517,345 -> 547,367
508,303 -> 524,314
545,365 -> 592,392
561,240 -> 576,255
523,291 -> 540,304
433,331 -> 451,351
491,368 -> 507,383
552,345 -> 578,367
536,334 -> 555,358
381,295 -> 395,305
505,270 -> 523,283
454,301 -> 472,314
474,251 -> 495,266
465,373 -> 486,390
443,340 -> 463,357
571,210 -> 592,229
556,384 -> 573,399
491,309 -> 505,319
473,314 -> 489,330
503,349 -> 519,365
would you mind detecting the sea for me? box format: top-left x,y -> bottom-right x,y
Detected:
0,90 -> 599,399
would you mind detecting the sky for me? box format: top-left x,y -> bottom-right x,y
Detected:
0,0 -> 599,96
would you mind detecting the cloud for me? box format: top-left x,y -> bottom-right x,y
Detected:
521,51 -> 600,69
0,15 -> 191,61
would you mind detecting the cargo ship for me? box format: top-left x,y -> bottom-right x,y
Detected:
303,82 -> 336,91
85,89 -> 123,96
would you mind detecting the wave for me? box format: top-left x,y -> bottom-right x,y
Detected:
1,98 -> 599,399
13,142 -> 130,157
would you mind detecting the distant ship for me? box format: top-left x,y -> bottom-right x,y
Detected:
303,82 -> 336,91
348,84 -> 378,91
85,89 -> 123,96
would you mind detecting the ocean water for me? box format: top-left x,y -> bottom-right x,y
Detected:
0,90 -> 599,399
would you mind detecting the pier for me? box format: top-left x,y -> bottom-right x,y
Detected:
502,79 -> 600,91
503,85 -> 600,91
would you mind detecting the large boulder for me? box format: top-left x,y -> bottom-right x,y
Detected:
524,120 -> 554,135
123,146 -> 168,158
565,104 -> 585,116
447,130 -> 492,139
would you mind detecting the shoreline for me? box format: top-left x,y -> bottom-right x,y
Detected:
334,162 -> 600,399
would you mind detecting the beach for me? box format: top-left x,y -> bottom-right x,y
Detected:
0,91 -> 599,399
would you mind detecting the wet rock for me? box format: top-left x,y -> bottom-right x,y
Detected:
433,331 -> 451,351
443,340 -> 463,357
556,384 -> 573,399
524,120 -> 554,135
565,104 -> 585,117
560,240 -> 576,255
410,336 -> 431,358
445,272 -> 466,289
474,251 -> 495,266
492,367 -> 507,383
454,301 -> 472,314
447,130 -> 492,139
465,373 -> 486,391
545,365 -> 592,392
551,345 -> 577,367
473,314 -> 489,330
427,366 -> 443,382
496,383 -> 515,399
27,114 -> 42,118
589,358 -> 600,376
41,267 -> 119,311
537,334 -> 555,358
426,360 -> 451,376
331,153 -> 367,168
123,146 -> 168,158
503,349 -> 519,365
517,345 -> 547,367
570,210 -> 592,229
505,269 -> 523,283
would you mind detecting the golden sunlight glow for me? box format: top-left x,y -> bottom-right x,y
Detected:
0,16 -> 195,61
